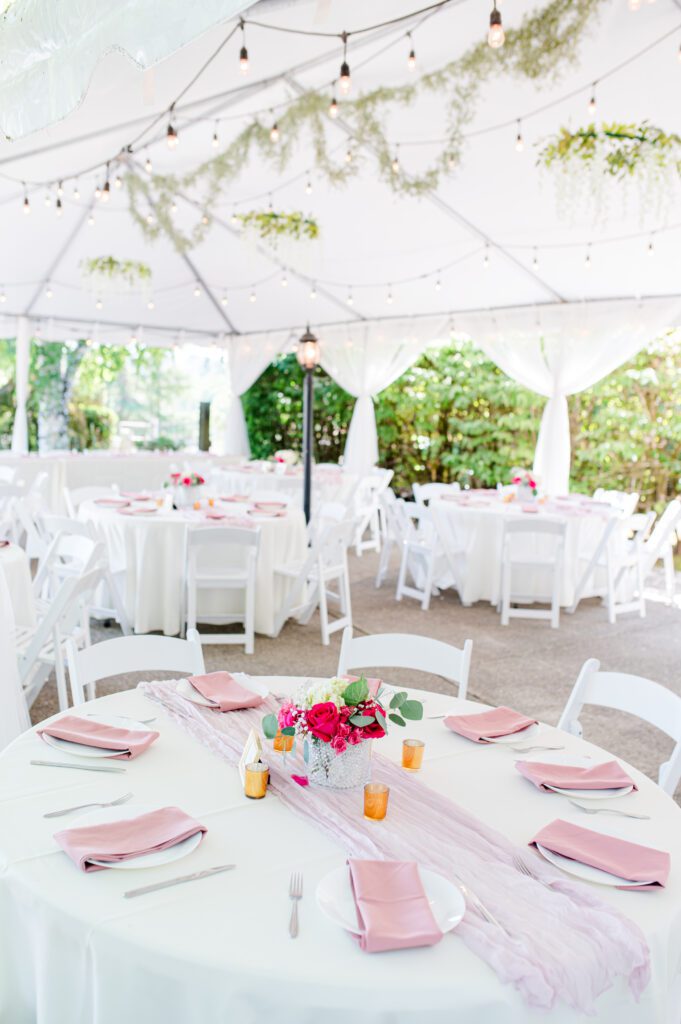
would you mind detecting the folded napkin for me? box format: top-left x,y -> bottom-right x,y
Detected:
118,506 -> 158,516
0,539 -> 10,548
444,705 -> 536,743
37,715 -> 159,759
220,494 -> 249,502
93,497 -> 129,507
187,671 -> 264,712
530,819 -> 670,890
204,510 -> 226,520
348,859 -> 443,953
54,806 -> 207,873
516,759 -> 637,793
121,491 -> 151,499
247,508 -> 286,518
521,504 -> 539,513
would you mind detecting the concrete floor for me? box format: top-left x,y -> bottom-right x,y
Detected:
30,550 -> 681,801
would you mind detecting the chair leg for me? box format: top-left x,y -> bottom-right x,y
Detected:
421,552 -> 434,612
606,548 -> 616,624
106,569 -> 132,636
318,573 -> 330,645
637,554 -> 646,619
500,558 -> 511,626
663,547 -> 675,604
551,564 -> 561,629
245,564 -> 256,655
341,555 -> 353,627
53,636 -> 69,711
396,542 -> 409,602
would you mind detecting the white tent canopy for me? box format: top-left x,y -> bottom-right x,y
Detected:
1,0 -> 680,489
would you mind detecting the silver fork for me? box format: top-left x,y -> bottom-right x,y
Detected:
288,872 -> 303,938
43,792 -> 133,819
512,853 -> 551,888
86,714 -> 156,725
452,873 -> 509,936
509,744 -> 565,754
568,799 -> 650,820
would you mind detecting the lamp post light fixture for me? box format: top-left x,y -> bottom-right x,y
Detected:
296,326 -> 321,523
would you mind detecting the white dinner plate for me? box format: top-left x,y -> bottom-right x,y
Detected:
42,713 -> 152,759
485,723 -> 539,745
176,673 -> 269,708
74,803 -> 203,870
316,865 -> 465,937
547,783 -> 634,800
535,842 -> 646,889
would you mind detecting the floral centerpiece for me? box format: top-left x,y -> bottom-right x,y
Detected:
511,468 -> 538,503
262,676 -> 423,789
164,471 -> 205,507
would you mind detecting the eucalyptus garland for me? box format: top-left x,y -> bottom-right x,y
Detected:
236,210 -> 319,241
539,121 -> 681,223
81,255 -> 152,289
128,0 -> 606,251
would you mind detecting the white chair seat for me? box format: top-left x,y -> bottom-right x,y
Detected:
185,526 -> 260,654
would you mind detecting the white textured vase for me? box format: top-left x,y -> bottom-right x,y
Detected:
517,482 -> 535,503
306,739 -> 372,789
174,485 -> 203,508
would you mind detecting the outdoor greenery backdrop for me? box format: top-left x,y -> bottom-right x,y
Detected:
1,334 -> 679,509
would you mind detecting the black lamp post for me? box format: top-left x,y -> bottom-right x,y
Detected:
296,325 -> 321,523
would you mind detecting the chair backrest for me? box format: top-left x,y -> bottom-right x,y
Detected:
314,518 -> 355,568
593,488 -> 639,516
337,627 -> 473,698
63,485 -> 120,516
558,658 -> 681,795
187,525 -> 260,551
66,630 -> 206,705
643,498 -> 681,570
413,482 -> 461,506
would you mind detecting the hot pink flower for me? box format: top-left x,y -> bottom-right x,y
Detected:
529,479 -> 536,489
170,472 -> 181,481
278,702 -> 297,729
346,728 -> 363,745
305,702 -> 340,743
330,734 -> 348,754
182,476 -> 192,486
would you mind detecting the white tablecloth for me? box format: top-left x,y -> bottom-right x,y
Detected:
0,683 -> 679,1024
80,502 -> 307,636
435,496 -> 617,606
0,543 -> 36,628
211,465 -> 356,508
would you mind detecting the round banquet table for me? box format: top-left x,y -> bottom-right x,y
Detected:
79,500 -> 307,636
0,542 -> 36,628
211,464 -> 357,507
0,680 -> 679,1024
433,494 -> 622,607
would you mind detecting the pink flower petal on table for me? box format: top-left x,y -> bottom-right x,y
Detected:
291,774 -> 309,787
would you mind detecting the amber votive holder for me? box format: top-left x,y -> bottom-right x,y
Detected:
402,738 -> 425,772
193,500 -> 201,510
273,730 -> 294,753
244,762 -> 269,799
364,783 -> 389,821
208,497 -> 215,507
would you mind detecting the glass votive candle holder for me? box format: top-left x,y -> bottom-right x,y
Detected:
364,783 -> 389,821
273,730 -> 294,753
402,738 -> 425,771
208,497 -> 215,507
193,499 -> 201,510
155,497 -> 164,508
244,762 -> 269,799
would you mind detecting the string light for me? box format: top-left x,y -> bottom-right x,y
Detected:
483,245 -> 490,269
647,237 -> 655,256
270,118 -> 280,144
407,34 -> 416,71
0,290 -> 6,304
515,120 -> 524,152
145,212 -> 154,225
391,148 -> 400,174
249,289 -> 257,303
339,32 -> 351,94
73,182 -> 80,200
347,290 -> 354,306
220,292 -> 228,306
280,273 -> 288,287
386,286 -> 394,304
230,210 -> 239,226
239,20 -> 249,73
201,213 -> 210,225
305,178 -> 313,195
94,184 -> 102,200
114,175 -> 123,189
23,189 -> 30,215
488,3 -> 504,48
88,212 -> 95,227
45,283 -> 53,299
212,125 -> 219,149
309,283 -> 317,300
101,179 -> 111,203
147,298 -> 155,310
329,95 -> 339,118
588,85 -> 597,114
345,147 -> 353,164
55,198 -> 63,217
628,0 -> 641,9
532,248 -> 539,270
95,297 -> 103,310
44,192 -> 51,207
171,198 -> 178,214
166,119 -> 179,149
193,283 -> 201,298
435,279 -> 441,291
585,245 -> 592,269
56,181 -> 64,197
144,155 -> 153,174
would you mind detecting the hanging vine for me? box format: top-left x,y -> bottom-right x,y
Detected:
127,0 -> 606,251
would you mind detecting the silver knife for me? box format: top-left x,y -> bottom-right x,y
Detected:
124,864 -> 236,899
30,760 -> 127,774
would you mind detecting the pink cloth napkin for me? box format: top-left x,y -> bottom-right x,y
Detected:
530,819 -> 670,890
204,510 -> 226,520
94,497 -> 129,507
444,706 -> 536,743
54,806 -> 207,873
348,859 -> 443,953
516,759 -> 637,792
521,504 -> 539,513
121,491 -> 151,499
247,508 -> 286,518
187,671 -> 265,712
253,501 -> 287,511
342,674 -> 382,697
220,494 -> 249,502
37,715 -> 159,760
118,507 -> 158,516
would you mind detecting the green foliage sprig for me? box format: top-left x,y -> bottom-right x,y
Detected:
128,0 -> 605,251
81,256 -> 152,287
539,122 -> 681,181
236,209 -> 319,242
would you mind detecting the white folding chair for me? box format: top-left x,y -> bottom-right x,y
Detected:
274,518 -> 354,645
558,658 -> 681,796
413,482 -> 461,507
0,482 -> 26,543
430,501 -> 469,605
308,500 -> 351,546
15,566 -> 105,711
338,627 -> 473,700
353,469 -> 393,556
639,498 -> 681,603
375,490 -> 405,588
568,514 -> 654,622
395,503 -> 441,611
499,518 -> 566,628
63,484 -> 120,517
66,630 -> 206,706
184,526 -> 260,654
592,488 -> 639,517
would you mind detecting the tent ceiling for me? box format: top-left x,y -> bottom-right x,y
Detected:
0,0 -> 679,345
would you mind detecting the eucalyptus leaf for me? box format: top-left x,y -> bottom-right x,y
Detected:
375,708 -> 388,732
280,726 -> 296,736
400,700 -> 424,721
349,714 -> 374,727
389,713 -> 406,727
342,678 -> 369,705
261,713 -> 279,739
303,739 -> 310,764
389,691 -> 407,709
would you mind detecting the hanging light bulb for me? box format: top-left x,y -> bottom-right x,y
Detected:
239,20 -> 249,73
220,292 -> 228,306
166,121 -> 179,149
212,124 -> 219,149
309,283 -> 317,300
45,283 -> 53,299
515,121 -> 524,152
386,286 -> 393,305
483,245 -> 490,268
347,290 -> 354,306
0,290 -> 7,304
305,178 -> 312,195
55,198 -> 63,217
280,273 -> 288,288
588,85 -> 597,114
488,3 -> 505,48
407,34 -> 416,71
101,179 -> 111,203
114,175 -> 123,189
56,181 -> 64,197
23,192 -> 31,215
230,209 -> 239,226
73,182 -> 80,200
435,279 -> 442,292
145,155 -> 153,174
146,212 -> 154,225
628,0 -> 641,9
329,95 -> 339,119
88,212 -> 95,226
339,33 -> 351,94
391,150 -> 400,174
170,198 -> 178,214
249,289 -> 257,303
95,297 -> 103,310
44,192 -> 52,207
269,118 -> 279,143
147,298 -> 155,310
585,245 -> 592,269
532,248 -> 539,270
201,214 -> 210,226
193,283 -> 201,298
94,184 -> 102,200
647,238 -> 655,256
345,147 -> 353,165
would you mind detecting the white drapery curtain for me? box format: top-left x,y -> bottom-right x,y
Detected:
457,298 -> 681,495
0,566 -> 30,750
320,317 -> 449,473
11,316 -> 31,455
222,331 -> 291,456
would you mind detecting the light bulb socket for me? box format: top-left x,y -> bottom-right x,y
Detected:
167,123 -> 178,147
339,61 -> 351,93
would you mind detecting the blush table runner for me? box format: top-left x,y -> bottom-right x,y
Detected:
140,681 -> 650,1015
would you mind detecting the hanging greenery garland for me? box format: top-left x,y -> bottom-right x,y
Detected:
539,121 -> 681,223
236,210 -> 319,242
127,0 -> 606,251
81,255 -> 152,293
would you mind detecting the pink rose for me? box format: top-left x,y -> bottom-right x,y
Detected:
512,476 -> 521,484
330,734 -> 347,754
170,472 -> 181,481
278,702 -> 297,729
347,729 -> 363,745
305,702 -> 340,743
361,719 -> 386,740
197,475 -> 205,485
182,476 -> 192,486
529,479 -> 536,489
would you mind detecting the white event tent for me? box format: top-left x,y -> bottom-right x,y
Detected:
1,0 -> 680,492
